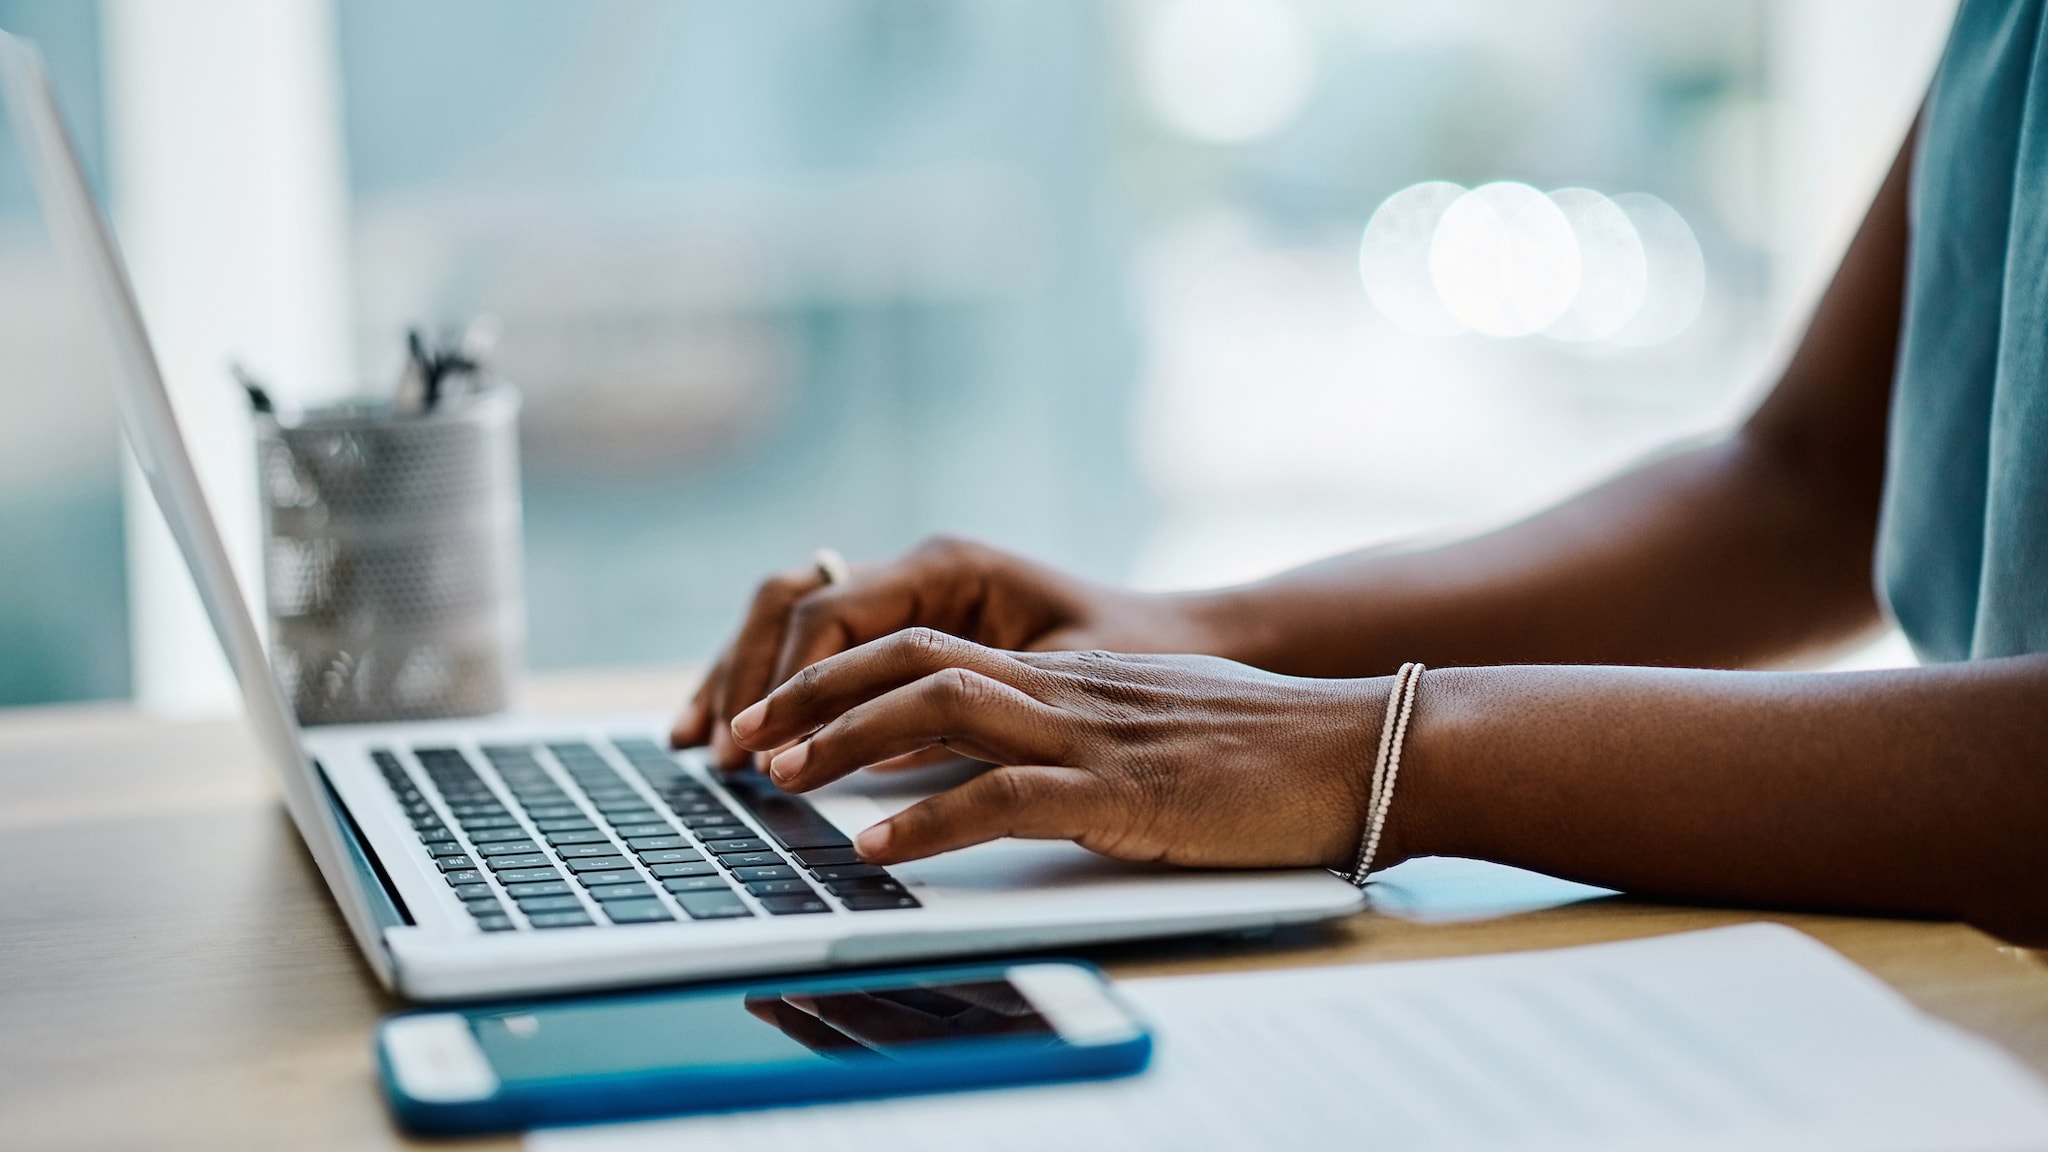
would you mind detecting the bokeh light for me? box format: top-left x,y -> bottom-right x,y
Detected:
1137,0 -> 1317,144
1359,181 -> 1703,346
1543,188 -> 1646,342
1608,192 -> 1706,347
1357,181 -> 1466,338
1430,182 -> 1581,337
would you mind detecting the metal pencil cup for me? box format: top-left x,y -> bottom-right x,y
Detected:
258,388 -> 523,725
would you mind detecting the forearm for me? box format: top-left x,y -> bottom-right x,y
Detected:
1182,436 -> 1885,677
1384,658 -> 2048,941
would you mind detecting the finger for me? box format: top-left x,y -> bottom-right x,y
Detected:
767,668 -> 1069,791
867,746 -> 965,773
734,628 -> 1034,751
669,656 -> 727,748
853,764 -> 1098,864
711,568 -> 824,766
763,543 -> 981,696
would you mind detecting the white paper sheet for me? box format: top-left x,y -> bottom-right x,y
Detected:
529,924 -> 2048,1152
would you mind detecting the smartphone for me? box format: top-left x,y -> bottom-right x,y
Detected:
376,961 -> 1151,1134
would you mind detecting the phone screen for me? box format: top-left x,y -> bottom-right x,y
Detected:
473,976 -> 1059,1084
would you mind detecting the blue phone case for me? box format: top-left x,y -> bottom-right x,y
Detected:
378,960 -> 1152,1135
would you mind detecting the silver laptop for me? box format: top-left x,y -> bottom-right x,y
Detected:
0,32 -> 1361,1002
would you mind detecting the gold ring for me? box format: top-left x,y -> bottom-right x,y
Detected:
811,546 -> 851,586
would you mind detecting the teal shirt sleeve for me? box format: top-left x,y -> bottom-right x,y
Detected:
1879,0 -> 2048,661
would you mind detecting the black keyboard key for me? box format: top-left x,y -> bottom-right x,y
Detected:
533,817 -> 597,832
528,911 -> 595,929
496,867 -> 561,884
810,864 -> 889,882
674,890 -> 752,919
693,823 -> 757,841
680,812 -> 742,828
412,816 -> 450,834
840,891 -> 922,911
452,882 -> 496,900
648,860 -> 718,879
669,800 -> 730,817
436,855 -> 477,872
822,876 -> 908,897
484,853 -> 552,871
441,869 -> 485,886
730,865 -> 799,883
505,880 -> 572,898
706,838 -> 773,855
575,869 -> 639,888
744,879 -> 814,897
598,808 -> 661,825
759,894 -> 831,915
475,915 -> 516,932
423,840 -> 466,858
564,855 -> 631,873
603,899 -> 674,924
515,894 -> 584,914
791,846 -> 865,868
718,767 -> 856,849
512,792 -> 571,808
478,840 -> 541,857
467,827 -> 535,845
612,824 -> 674,840
662,876 -> 732,894
556,843 -> 625,860
717,851 -> 786,870
586,882 -> 654,902
448,802 -> 508,818
636,848 -> 703,866
527,806 -> 588,822
463,897 -> 504,916
625,835 -> 687,852
458,814 -> 520,831
546,829 -> 611,846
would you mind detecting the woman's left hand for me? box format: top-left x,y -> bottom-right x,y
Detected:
726,627 -> 1390,869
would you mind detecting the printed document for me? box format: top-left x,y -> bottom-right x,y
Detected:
530,923 -> 2048,1152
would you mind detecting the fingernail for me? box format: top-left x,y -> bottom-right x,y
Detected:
855,822 -> 891,859
768,742 -> 809,785
732,700 -> 766,740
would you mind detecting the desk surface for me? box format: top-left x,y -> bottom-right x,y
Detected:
7,665 -> 2048,1151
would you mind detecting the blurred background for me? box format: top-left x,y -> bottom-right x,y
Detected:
0,0 -> 1953,713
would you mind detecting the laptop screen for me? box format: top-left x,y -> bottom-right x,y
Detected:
0,30 -> 391,978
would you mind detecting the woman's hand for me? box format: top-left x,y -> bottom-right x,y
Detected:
725,627 -> 1389,869
673,536 -> 1229,767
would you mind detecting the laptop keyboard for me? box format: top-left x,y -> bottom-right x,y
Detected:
369,737 -> 920,932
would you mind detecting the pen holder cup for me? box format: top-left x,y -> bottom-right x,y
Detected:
257,387 -> 523,725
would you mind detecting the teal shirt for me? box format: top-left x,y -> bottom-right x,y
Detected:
1881,0 -> 2048,661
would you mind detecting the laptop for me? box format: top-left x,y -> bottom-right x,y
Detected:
0,32 -> 1362,1002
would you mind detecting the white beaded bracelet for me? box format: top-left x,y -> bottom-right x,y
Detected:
1342,662 -> 1425,886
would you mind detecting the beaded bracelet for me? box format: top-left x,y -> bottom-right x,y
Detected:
1341,662 -> 1425,886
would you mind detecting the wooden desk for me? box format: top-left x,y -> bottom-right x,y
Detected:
7,666 -> 2048,1151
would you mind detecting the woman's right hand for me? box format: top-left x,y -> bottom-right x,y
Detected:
671,535 -> 1226,767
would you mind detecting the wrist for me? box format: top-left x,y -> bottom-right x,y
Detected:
1164,585 -> 1280,664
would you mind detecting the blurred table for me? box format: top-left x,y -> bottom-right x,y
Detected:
5,664 -> 2048,1151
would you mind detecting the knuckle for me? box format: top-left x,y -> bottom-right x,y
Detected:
981,767 -> 1031,814
787,659 -> 828,704
913,532 -> 984,568
898,625 -> 954,666
931,667 -> 1001,719
757,571 -> 809,605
